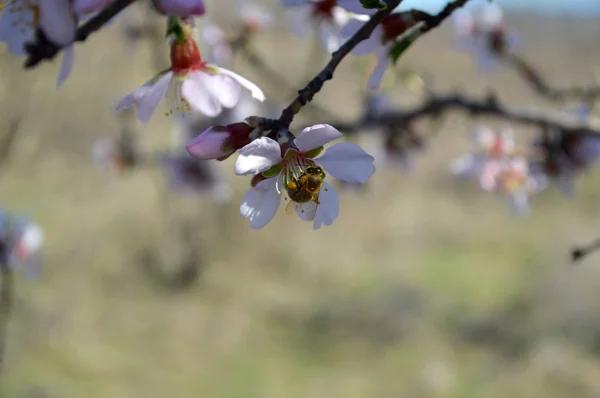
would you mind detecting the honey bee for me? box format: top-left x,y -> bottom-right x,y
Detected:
285,166 -> 326,213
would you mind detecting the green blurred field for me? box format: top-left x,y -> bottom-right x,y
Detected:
2,2 -> 600,397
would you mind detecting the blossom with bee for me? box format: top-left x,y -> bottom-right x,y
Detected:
234,124 -> 375,229
0,209 -> 44,278
117,18 -> 265,124
452,3 -> 520,71
280,0 -> 370,53
450,126 -> 516,179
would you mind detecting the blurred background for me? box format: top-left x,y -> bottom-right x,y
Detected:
2,0 -> 600,396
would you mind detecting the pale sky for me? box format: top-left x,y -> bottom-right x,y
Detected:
396,0 -> 600,16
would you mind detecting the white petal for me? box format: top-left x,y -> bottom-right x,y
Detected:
450,153 -> 480,178
368,46 -> 390,89
240,176 -> 282,230
293,124 -> 343,153
137,71 -> 173,124
509,191 -> 530,216
200,72 -> 241,108
56,45 -> 74,88
215,67 -> 266,102
337,0 -> 378,15
39,0 -> 76,45
340,20 -> 380,55
313,181 -> 339,229
181,71 -> 222,117
316,142 -> 375,183
234,137 -> 282,175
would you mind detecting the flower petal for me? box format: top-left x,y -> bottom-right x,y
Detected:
293,124 -> 343,153
337,0 -> 379,15
201,73 -> 241,108
316,142 -> 375,183
215,67 -> 266,102
240,176 -> 282,230
340,19 -> 380,55
368,46 -> 390,90
313,181 -> 339,229
136,71 -> 173,124
234,137 -> 282,175
181,71 -> 222,117
186,126 -> 232,160
56,45 -> 74,88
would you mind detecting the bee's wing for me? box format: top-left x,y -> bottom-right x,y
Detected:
285,197 -> 300,214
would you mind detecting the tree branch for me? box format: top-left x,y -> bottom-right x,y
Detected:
24,0 -> 139,68
276,0 -> 402,127
275,0 -> 471,128
319,92 -> 600,136
505,53 -> 600,103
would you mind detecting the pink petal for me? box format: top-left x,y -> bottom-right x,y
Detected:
240,176 -> 282,230
72,0 -> 112,14
186,126 -> 232,160
152,0 -> 206,16
316,142 -> 375,183
293,124 -> 343,153
234,137 -> 282,175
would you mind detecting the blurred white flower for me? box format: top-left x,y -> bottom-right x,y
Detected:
340,11 -> 422,89
452,3 -> 520,72
281,0 -> 362,53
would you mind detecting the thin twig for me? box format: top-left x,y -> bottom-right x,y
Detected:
24,0 -> 139,68
323,92 -> 600,136
275,0 -> 471,128
506,53 -> 600,103
571,238 -> 600,263
0,251 -> 13,376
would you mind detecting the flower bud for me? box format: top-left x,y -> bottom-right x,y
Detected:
186,123 -> 254,160
152,0 -> 206,17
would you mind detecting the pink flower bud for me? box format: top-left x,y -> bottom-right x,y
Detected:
152,0 -> 206,17
72,0 -> 112,14
186,123 -> 254,160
